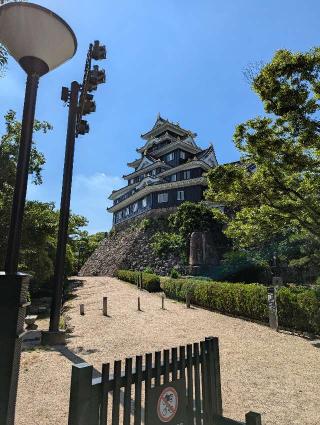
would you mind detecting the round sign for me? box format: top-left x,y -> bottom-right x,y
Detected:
157,386 -> 178,423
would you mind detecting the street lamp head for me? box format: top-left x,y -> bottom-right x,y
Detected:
0,2 -> 77,76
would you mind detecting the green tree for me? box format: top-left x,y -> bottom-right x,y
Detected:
0,110 -> 52,262
19,201 -> 87,293
206,48 -> 320,271
0,110 -> 88,293
71,231 -> 105,272
151,202 -> 224,262
169,201 -> 220,241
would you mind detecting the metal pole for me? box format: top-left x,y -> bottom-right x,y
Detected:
1,72 -> 39,425
49,81 -> 79,332
4,73 -> 39,273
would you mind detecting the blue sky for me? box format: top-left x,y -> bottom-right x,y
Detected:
1,0 -> 320,233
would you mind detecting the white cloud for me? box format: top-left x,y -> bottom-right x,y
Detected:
72,173 -> 122,234
26,173 -> 122,234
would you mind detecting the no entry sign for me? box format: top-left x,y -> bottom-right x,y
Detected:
146,379 -> 189,425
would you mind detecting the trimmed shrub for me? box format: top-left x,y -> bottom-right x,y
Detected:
116,270 -> 160,292
169,268 -> 180,279
162,278 -> 320,333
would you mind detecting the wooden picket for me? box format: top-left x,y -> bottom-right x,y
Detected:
68,337 -> 261,425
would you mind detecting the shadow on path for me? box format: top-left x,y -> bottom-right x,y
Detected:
55,345 -> 102,379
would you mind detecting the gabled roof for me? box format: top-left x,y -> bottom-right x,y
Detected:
127,158 -> 142,168
142,138 -> 202,158
158,159 -> 211,178
140,114 -> 197,141
127,152 -> 157,169
123,158 -> 171,180
152,113 -> 167,129
108,181 -> 138,200
196,144 -> 218,167
134,175 -> 164,190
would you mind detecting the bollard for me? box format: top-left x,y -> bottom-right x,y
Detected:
267,287 -> 278,331
161,295 -> 165,310
186,293 -> 191,309
80,304 -> 85,315
103,297 -> 108,317
138,297 -> 141,311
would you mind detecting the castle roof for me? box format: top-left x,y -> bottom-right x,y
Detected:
123,157 -> 171,180
140,114 -> 197,141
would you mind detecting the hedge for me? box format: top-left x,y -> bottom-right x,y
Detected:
116,270 -> 161,292
162,278 -> 320,334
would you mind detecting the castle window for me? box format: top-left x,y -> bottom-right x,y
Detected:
171,174 -> 177,182
180,151 -> 186,159
167,152 -> 174,161
133,202 -> 138,212
142,197 -> 147,208
158,193 -> 168,203
177,190 -> 185,201
183,170 -> 191,180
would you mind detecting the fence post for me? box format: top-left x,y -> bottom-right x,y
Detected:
68,363 -> 93,425
205,336 -> 223,417
245,411 -> 262,425
186,293 -> 191,308
103,297 -> 108,317
138,297 -> 141,311
80,304 -> 85,315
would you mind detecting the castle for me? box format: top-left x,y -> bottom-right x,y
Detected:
108,115 -> 218,226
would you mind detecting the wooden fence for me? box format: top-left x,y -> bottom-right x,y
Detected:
68,337 -> 261,425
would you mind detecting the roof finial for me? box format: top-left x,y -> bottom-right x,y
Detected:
157,112 -> 161,120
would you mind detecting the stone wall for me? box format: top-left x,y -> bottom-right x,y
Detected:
79,213 -> 183,277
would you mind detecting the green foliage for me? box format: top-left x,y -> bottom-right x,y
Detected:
219,250 -> 268,283
162,278 -> 320,333
151,202 -> 223,264
72,231 -> 105,272
116,269 -> 161,292
169,202 -> 218,240
169,268 -> 180,279
143,266 -> 153,274
0,110 -> 53,268
17,201 -> 87,295
277,286 -> 320,333
151,232 -> 184,256
0,110 -> 88,295
138,218 -> 151,230
206,48 -> 320,272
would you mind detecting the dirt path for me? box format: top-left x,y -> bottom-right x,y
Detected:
17,276 -> 320,425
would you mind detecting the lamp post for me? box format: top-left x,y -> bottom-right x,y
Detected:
0,3 -> 77,424
44,41 -> 106,343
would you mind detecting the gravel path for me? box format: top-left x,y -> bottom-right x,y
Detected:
17,276 -> 320,425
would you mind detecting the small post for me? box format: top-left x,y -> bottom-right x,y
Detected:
138,297 -> 141,311
245,411 -> 262,425
161,294 -> 165,310
267,286 -> 278,331
68,363 -> 93,425
186,293 -> 191,308
80,304 -> 85,315
103,297 -> 108,317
